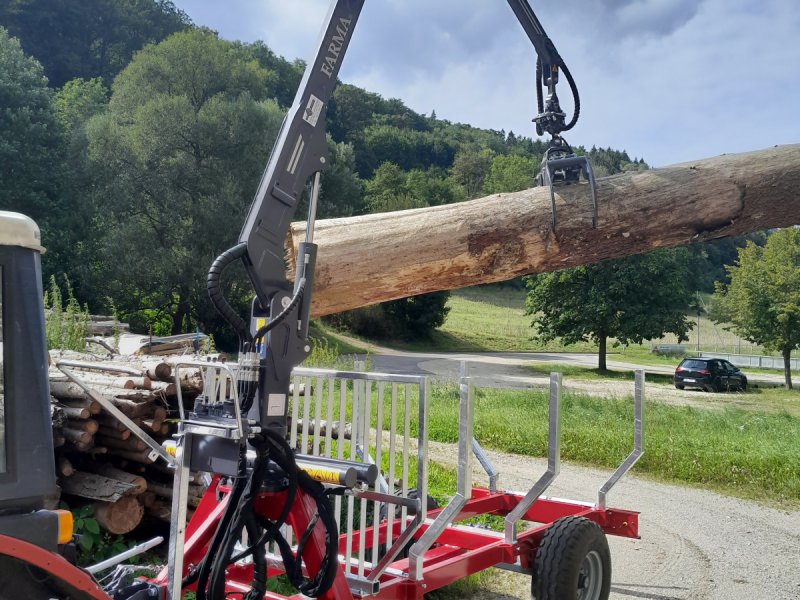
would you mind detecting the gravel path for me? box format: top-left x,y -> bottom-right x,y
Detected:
425,440 -> 800,600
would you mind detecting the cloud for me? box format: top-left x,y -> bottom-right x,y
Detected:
172,0 -> 800,166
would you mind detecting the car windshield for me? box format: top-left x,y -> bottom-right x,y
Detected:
680,359 -> 708,370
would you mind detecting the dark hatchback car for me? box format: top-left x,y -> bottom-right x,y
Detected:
674,358 -> 748,392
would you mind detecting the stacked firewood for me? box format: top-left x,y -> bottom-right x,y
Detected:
49,352 -> 212,535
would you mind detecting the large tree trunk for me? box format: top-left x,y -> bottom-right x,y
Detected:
598,335 -> 608,373
286,145 -> 800,317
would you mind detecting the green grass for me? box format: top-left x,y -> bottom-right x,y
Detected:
427,385 -> 800,508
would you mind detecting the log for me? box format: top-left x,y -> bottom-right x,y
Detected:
285,145 -> 800,316
66,419 -> 98,435
57,397 -> 101,415
111,448 -> 155,465
56,404 -> 91,420
50,381 -> 156,405
62,427 -> 93,445
94,496 -> 143,535
96,434 -> 147,452
89,464 -> 147,496
60,471 -> 135,503
57,456 -> 74,478
145,499 -> 172,522
141,360 -> 172,382
97,425 -> 131,440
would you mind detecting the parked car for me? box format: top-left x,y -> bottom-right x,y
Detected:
674,357 -> 748,392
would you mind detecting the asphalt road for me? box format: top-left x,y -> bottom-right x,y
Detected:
361,346 -> 787,391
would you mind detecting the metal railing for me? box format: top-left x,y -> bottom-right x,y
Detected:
285,365 -> 429,591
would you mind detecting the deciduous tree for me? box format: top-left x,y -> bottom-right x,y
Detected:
86,29 -> 284,341
525,249 -> 694,371
712,228 -> 800,388
0,27 -> 62,238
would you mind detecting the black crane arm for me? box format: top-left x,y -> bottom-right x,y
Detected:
239,0 -> 365,307
210,0 -> 584,435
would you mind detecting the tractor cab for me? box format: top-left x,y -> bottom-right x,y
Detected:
0,212 -> 63,547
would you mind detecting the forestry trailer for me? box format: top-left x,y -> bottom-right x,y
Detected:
0,2 -> 641,599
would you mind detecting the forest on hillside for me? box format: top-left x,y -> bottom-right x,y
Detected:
0,0 -> 762,349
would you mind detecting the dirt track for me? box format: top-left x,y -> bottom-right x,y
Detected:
425,441 -> 800,600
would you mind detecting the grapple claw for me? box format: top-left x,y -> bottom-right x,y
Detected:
538,139 -> 598,232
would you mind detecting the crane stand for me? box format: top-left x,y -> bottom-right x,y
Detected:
155,366 -> 644,599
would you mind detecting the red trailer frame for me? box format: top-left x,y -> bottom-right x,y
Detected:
153,367 -> 645,599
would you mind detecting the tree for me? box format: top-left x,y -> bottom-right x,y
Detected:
364,162 -> 418,212
712,228 -> 800,389
482,153 -> 539,195
50,78 -> 110,298
0,26 -> 63,235
451,149 -> 494,199
525,249 -> 695,371
0,0 -> 190,87
85,29 -> 284,342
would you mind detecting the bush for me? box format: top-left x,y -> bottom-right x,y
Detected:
325,291 -> 450,340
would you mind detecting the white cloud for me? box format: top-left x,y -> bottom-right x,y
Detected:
173,0 -> 800,166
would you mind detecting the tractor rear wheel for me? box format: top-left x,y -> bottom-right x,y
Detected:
532,516 -> 611,600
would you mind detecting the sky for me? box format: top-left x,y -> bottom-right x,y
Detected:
171,0 -> 800,167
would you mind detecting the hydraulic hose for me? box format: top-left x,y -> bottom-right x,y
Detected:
207,243 -> 251,346
252,278 -> 306,344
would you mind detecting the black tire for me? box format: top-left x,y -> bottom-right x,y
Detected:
532,516 -> 611,600
675,383 -> 684,390
740,378 -> 748,392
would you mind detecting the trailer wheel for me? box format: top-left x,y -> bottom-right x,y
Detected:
532,516 -> 611,600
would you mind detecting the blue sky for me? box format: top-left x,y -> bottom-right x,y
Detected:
171,0 -> 800,167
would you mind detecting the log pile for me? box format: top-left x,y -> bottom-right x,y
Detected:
49,351 -> 210,535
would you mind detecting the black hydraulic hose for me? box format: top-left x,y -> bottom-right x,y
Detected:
271,471 -> 339,597
208,242 -> 251,346
243,517 -> 267,600
535,57 -> 581,135
192,465 -> 248,600
252,278 -> 306,344
536,58 -> 545,136
560,59 -> 580,132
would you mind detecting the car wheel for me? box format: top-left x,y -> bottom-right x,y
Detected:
674,384 -> 684,390
532,516 -> 611,600
740,378 -> 748,392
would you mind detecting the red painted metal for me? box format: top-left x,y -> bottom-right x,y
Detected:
0,533 -> 111,600
150,484 -> 638,599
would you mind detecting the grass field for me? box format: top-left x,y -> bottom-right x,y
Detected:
426,384 -> 800,508
400,285 -> 777,364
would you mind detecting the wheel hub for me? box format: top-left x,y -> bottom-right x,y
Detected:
577,550 -> 604,600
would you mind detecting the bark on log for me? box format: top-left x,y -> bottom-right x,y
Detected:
61,471 -> 135,503
94,496 -> 143,535
50,381 -> 155,405
89,464 -> 147,496
97,425 -> 131,440
62,427 -> 93,445
285,145 -> 800,316
57,404 -> 91,420
66,419 -> 98,434
57,398 -> 101,415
